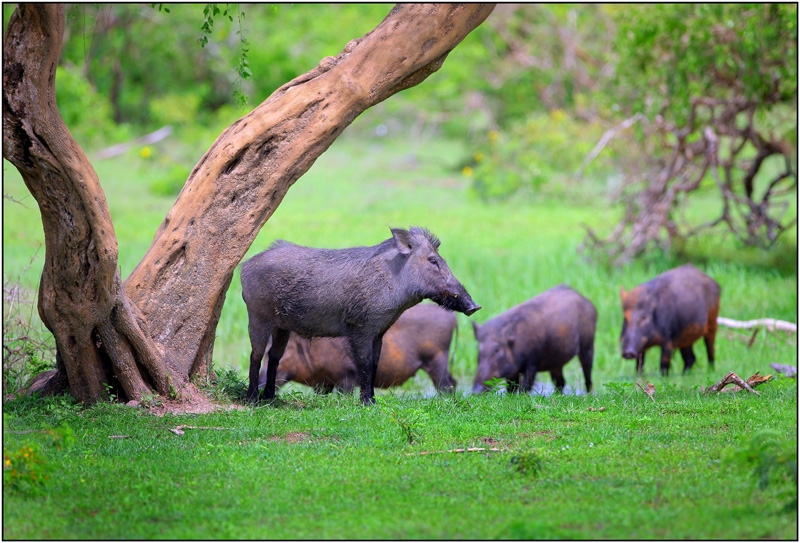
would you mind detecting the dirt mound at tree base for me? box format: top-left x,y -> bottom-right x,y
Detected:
131,382 -> 246,416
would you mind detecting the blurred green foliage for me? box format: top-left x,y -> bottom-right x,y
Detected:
55,64 -> 133,148
465,4 -> 797,200
727,428 -> 798,512
54,4 -> 390,129
3,3 -> 796,209
467,110 -> 618,202
614,4 -> 798,125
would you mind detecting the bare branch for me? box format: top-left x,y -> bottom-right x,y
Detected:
575,113 -> 642,179
717,317 -> 797,334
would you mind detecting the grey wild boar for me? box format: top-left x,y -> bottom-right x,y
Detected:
472,285 -> 597,394
241,227 -> 480,405
258,303 -> 458,393
620,263 -> 720,376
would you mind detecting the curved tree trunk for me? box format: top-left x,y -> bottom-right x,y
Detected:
3,4 -> 170,403
3,3 -> 496,404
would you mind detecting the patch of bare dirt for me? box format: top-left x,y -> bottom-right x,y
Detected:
269,431 -> 311,444
139,382 -> 246,417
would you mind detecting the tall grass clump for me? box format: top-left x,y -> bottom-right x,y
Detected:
2,252 -> 56,395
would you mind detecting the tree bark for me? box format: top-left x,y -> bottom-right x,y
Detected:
3,4 -> 170,404
3,3 -> 496,403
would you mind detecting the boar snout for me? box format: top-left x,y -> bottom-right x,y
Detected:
464,301 -> 481,316
472,382 -> 487,393
452,289 -> 480,316
621,349 -> 638,360
435,287 -> 481,316
621,335 -> 643,359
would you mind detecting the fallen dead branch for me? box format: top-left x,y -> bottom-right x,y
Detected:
717,317 -> 797,334
408,447 -> 504,456
94,126 -> 173,159
168,425 -> 231,436
702,371 -> 772,395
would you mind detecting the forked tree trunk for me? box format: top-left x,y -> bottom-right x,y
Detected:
2,3 -> 495,404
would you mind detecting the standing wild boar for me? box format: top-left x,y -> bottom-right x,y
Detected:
258,304 -> 458,393
241,227 -> 480,405
620,264 -> 720,376
472,285 -> 597,394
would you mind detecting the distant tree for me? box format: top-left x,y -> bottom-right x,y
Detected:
584,4 -> 797,263
2,3 -> 495,404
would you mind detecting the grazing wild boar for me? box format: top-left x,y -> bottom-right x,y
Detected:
472,285 -> 597,394
258,304 -> 458,393
241,227 -> 480,405
620,263 -> 720,376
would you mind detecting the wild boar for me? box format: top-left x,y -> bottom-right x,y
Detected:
620,263 -> 721,376
258,304 -> 458,393
241,227 -> 480,405
472,285 -> 596,394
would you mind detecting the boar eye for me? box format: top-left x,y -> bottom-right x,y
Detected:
428,256 -> 439,267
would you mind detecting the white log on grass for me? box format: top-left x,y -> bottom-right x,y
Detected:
717,317 -> 797,333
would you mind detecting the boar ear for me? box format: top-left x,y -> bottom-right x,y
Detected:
390,227 -> 413,255
620,286 -> 627,301
471,320 -> 481,337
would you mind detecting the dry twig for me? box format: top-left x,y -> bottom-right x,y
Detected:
408,447 -> 504,456
703,371 -> 771,395
717,317 -> 797,334
168,425 -> 231,436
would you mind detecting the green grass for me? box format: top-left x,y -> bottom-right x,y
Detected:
2,130 -> 797,539
3,381 -> 797,539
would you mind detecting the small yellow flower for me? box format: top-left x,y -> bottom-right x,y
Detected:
474,152 -> 484,163
488,130 -> 499,143
550,108 -> 567,122
462,166 -> 474,177
140,146 -> 152,159
5,458 -> 11,467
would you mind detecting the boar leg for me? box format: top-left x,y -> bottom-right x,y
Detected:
247,319 -> 273,403
679,346 -> 697,373
636,353 -> 645,377
337,369 -> 358,394
425,352 -> 457,392
550,367 -> 566,394
313,383 -> 335,395
578,345 -> 594,393
262,328 -> 291,401
659,346 -> 673,376
351,334 -> 383,405
704,305 -> 718,370
703,334 -> 716,370
521,365 -> 538,393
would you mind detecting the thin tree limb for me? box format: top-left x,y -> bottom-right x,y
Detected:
575,113 -> 642,179
717,317 -> 797,334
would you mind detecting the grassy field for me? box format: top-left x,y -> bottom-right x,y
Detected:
2,130 -> 798,539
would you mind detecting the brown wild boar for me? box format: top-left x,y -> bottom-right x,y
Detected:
472,285 -> 597,394
620,264 -> 721,376
258,304 -> 458,394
